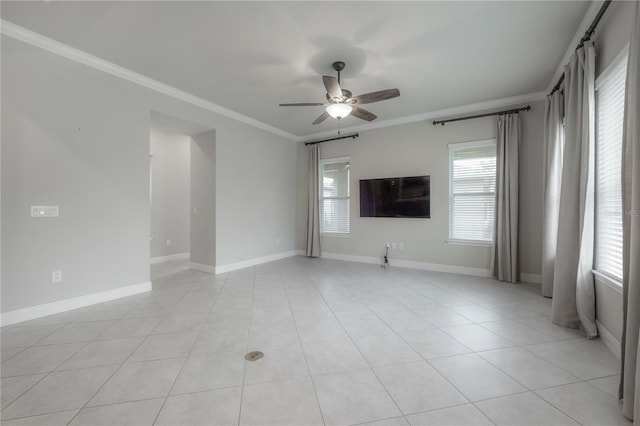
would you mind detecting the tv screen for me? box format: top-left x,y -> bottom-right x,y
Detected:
360,175 -> 430,218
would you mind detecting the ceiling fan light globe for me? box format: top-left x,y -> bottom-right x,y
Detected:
326,103 -> 353,119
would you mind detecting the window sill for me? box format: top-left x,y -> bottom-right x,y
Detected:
592,270 -> 623,294
321,233 -> 351,238
446,239 -> 492,247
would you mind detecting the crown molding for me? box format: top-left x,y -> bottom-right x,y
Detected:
0,19 -> 299,141
545,0 -> 606,95
299,90 -> 546,140
2,19 -> 547,143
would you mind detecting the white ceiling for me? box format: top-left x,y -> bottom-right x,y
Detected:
2,1 -> 590,138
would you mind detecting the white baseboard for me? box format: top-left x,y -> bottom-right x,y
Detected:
596,320 -> 621,360
521,273 -> 542,284
190,262 -> 215,274
215,250 -> 297,274
296,249 -> 538,281
321,252 -> 381,265
0,281 -> 152,326
320,252 -> 491,277
150,252 -> 190,264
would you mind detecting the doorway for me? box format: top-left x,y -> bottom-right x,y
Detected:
149,111 -> 216,282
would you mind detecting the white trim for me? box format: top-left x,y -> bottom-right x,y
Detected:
320,156 -> 350,165
596,320 -> 621,361
302,92 -> 545,140
593,270 -> 623,294
596,44 -> 630,89
320,157 -> 351,235
0,19 -> 298,142
1,19 -> 549,143
189,262 -> 215,274
448,140 -> 497,243
520,273 -> 542,284
448,139 -> 497,149
321,252 -> 381,265
215,250 -> 297,274
0,281 -> 152,326
545,0 -> 607,94
446,239 -> 493,247
150,252 -> 190,264
320,252 -> 491,277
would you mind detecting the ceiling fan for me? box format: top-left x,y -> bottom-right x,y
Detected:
279,61 -> 400,125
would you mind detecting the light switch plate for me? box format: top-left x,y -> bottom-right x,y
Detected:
31,206 -> 59,217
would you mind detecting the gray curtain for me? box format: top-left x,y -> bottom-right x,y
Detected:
492,113 -> 520,283
541,92 -> 564,297
306,144 -> 321,257
620,2 -> 640,420
551,41 -> 598,338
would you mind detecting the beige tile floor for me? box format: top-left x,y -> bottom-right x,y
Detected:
0,257 -> 629,425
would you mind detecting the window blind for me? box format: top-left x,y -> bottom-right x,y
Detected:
321,159 -> 350,234
449,142 -> 496,242
595,54 -> 627,282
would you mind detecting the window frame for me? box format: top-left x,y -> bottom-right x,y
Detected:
593,46 -> 628,287
447,139 -> 497,246
319,156 -> 351,236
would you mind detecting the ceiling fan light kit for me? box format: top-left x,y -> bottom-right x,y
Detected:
326,103 -> 353,119
279,61 -> 400,125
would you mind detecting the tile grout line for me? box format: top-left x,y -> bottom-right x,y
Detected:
66,268 -> 201,425
303,262 -> 408,424
0,300 -> 157,414
1,336 -> 100,418
235,266 -> 257,426
1,258 -> 623,425
150,270 -> 226,425
278,261 -> 327,426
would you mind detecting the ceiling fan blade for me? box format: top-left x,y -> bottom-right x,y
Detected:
351,106 -> 377,121
322,76 -> 343,100
279,103 -> 325,107
352,88 -> 400,105
312,111 -> 330,125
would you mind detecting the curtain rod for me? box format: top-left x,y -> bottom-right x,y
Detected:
549,0 -> 612,96
304,133 -> 359,145
432,105 -> 530,126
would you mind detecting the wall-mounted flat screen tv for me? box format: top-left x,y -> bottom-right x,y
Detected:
360,175 -> 430,218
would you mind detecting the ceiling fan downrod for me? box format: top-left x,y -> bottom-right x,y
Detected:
332,61 -> 345,85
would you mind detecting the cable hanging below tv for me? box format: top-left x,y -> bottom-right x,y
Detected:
359,175 -> 430,218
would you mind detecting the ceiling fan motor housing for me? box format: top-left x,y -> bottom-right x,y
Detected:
279,60 -> 400,125
326,89 -> 353,103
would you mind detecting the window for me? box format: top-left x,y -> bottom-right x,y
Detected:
595,50 -> 627,283
320,157 -> 350,234
448,140 -> 497,243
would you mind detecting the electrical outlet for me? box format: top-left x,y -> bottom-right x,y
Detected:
391,242 -> 397,249
166,239 -> 171,246
399,243 -> 405,250
52,270 -> 62,283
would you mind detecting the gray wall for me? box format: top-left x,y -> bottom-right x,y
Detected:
190,131 -> 216,267
590,0 -> 635,347
150,128 -> 191,258
1,36 -> 297,313
216,124 -> 297,267
296,100 -> 545,276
